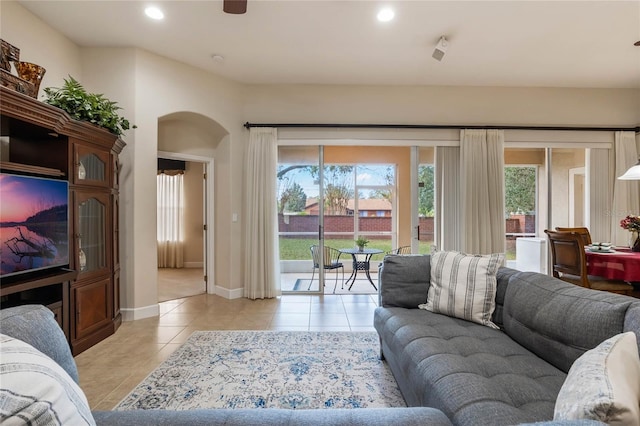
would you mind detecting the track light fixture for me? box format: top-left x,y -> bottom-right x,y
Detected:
432,36 -> 448,61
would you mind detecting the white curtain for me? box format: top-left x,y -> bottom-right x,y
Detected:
610,131 -> 640,246
157,172 -> 184,268
460,129 -> 505,254
587,148 -> 613,243
244,128 -> 281,299
435,146 -> 461,251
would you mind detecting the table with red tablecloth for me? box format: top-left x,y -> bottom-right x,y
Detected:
585,248 -> 640,282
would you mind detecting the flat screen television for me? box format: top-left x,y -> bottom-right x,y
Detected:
0,172 -> 69,279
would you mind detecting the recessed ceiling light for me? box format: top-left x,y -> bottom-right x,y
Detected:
211,54 -> 225,63
145,6 -> 164,20
377,7 -> 394,22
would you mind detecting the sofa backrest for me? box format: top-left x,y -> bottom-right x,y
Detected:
0,304 -> 79,383
502,271 -> 640,373
379,255 -> 519,324
379,254 -> 431,308
493,266 -> 520,328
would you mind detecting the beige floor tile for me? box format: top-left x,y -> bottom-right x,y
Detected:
309,326 -> 352,331
309,313 -> 351,327
75,290 -> 388,408
276,303 -> 312,313
158,313 -> 199,326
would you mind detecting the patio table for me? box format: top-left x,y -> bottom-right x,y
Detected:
339,248 -> 384,291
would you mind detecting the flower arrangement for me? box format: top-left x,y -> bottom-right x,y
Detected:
620,215 -> 640,233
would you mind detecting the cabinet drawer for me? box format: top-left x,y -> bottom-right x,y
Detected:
72,277 -> 112,340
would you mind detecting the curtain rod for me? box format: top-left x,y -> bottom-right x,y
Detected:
243,122 -> 640,133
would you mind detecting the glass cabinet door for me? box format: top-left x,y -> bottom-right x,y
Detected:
75,192 -> 109,277
74,144 -> 110,187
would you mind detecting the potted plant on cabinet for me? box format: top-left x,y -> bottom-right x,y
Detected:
43,76 -> 135,136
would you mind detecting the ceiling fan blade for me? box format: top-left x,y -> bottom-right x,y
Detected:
223,0 -> 247,14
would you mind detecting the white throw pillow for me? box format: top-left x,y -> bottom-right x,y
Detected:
0,334 -> 95,426
554,332 -> 640,425
419,251 -> 504,329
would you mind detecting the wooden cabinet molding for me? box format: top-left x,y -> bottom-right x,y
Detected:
0,86 -> 125,355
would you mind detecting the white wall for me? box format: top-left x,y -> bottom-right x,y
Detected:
0,1 -> 82,98
3,1 -> 639,320
242,85 -> 639,127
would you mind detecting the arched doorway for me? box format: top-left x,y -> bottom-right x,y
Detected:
156,112 -> 228,301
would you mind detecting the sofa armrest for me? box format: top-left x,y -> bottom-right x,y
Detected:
379,254 -> 431,308
93,407 -> 453,426
0,304 -> 79,383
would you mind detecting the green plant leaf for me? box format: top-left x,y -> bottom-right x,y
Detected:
43,75 -> 135,136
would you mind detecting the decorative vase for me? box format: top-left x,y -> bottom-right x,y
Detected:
13,61 -> 46,98
630,231 -> 640,252
357,246 -> 364,252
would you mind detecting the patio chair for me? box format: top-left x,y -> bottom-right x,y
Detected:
544,229 -> 633,295
387,246 -> 411,255
309,245 -> 345,293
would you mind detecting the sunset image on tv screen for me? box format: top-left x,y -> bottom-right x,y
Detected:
0,173 -> 69,278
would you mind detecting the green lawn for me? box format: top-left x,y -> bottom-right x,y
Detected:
279,238 -> 516,260
279,238 -> 434,260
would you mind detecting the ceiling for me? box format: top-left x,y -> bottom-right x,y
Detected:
18,0 -> 640,89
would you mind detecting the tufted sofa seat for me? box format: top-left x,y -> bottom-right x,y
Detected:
374,255 -> 640,426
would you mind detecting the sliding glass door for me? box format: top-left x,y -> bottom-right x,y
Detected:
277,146 -> 323,293
277,144 -> 403,294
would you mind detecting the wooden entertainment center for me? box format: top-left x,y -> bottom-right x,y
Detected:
0,86 -> 124,355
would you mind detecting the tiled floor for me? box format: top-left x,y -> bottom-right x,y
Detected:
157,267 -> 205,302
75,292 -> 379,410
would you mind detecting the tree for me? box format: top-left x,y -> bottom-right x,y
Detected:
308,165 -> 354,215
277,165 -> 312,213
279,182 -> 307,213
504,166 -> 536,215
418,165 -> 435,217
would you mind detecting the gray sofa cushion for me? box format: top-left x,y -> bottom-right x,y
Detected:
380,254 -> 431,308
0,304 -> 79,383
493,266 -> 520,328
502,272 -> 635,373
93,407 -> 453,425
374,307 -> 566,426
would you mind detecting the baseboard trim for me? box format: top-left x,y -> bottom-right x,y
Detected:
121,304 -> 159,321
183,262 -> 204,268
210,285 -> 243,299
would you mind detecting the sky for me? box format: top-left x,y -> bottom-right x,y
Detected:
0,174 -> 68,223
278,164 -> 394,198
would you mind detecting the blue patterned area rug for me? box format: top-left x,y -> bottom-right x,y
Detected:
115,331 -> 405,410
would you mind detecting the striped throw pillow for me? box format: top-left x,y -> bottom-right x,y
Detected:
0,334 -> 95,425
420,251 -> 504,329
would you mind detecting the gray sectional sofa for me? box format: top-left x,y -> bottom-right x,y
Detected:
0,304 -> 451,426
374,254 -> 640,426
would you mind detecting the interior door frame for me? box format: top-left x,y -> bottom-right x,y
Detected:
568,166 -> 585,227
157,150 -> 214,295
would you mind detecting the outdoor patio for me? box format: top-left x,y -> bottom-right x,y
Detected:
280,272 -> 379,295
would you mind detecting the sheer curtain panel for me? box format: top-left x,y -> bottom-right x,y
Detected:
587,148 -> 613,243
610,131 -> 640,246
435,146 -> 461,251
157,172 -> 185,268
460,129 -> 505,254
244,128 -> 281,299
